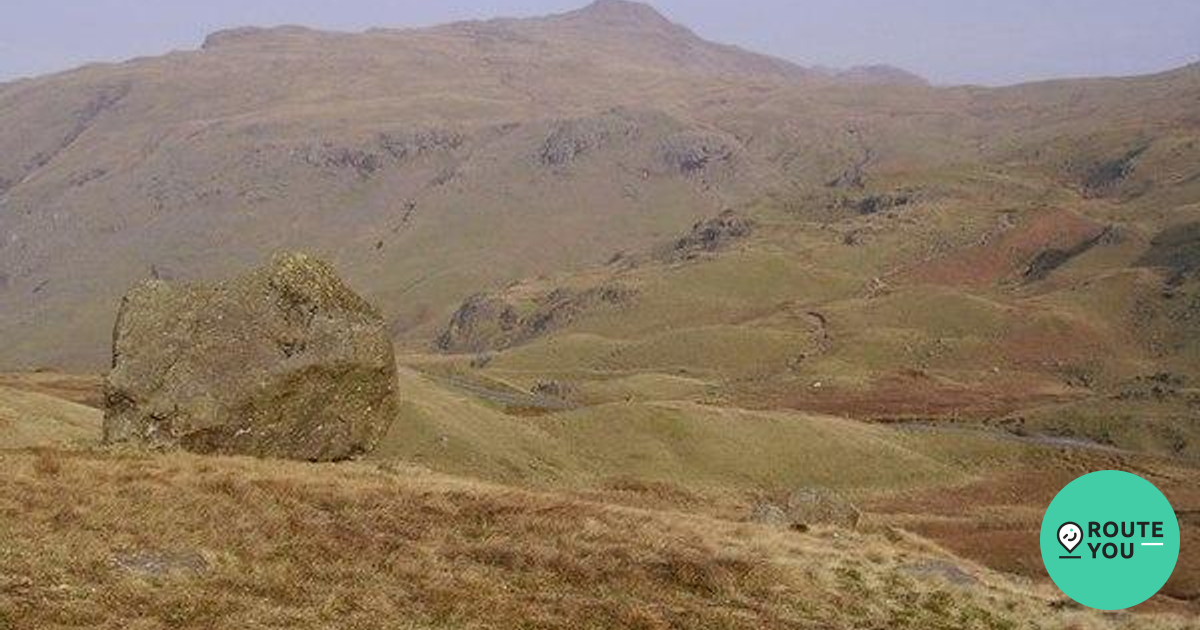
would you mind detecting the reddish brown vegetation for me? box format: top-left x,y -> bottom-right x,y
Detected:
904,209 -> 1108,287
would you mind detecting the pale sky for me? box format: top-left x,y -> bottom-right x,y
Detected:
1,0 -> 1197,86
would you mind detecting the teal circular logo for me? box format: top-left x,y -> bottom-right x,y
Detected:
1040,470 -> 1179,610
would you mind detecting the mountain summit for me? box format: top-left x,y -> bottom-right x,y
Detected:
521,0 -> 814,81
567,0 -> 677,28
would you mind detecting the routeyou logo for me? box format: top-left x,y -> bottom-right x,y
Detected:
1041,470 -> 1180,610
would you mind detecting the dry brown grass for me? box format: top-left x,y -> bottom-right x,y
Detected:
28,448 -> 63,477
0,447 -> 1192,630
865,448 -> 1200,614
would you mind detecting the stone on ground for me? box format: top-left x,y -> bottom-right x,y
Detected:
103,252 -> 398,461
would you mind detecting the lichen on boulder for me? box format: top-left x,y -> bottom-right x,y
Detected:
103,252 -> 398,461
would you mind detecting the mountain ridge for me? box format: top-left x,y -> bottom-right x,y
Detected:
196,0 -> 912,86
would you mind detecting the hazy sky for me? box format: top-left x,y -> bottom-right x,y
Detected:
1,0 -> 1197,86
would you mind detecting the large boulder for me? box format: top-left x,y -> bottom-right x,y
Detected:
103,252 -> 398,461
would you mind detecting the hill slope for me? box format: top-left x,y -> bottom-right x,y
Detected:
10,446 -> 1194,629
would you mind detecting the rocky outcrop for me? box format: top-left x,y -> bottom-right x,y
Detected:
304,144 -> 383,179
539,113 -> 638,166
437,284 -> 635,353
103,252 -> 398,461
1023,226 -> 1116,282
844,191 -> 913,216
1138,222 -> 1200,285
659,210 -> 753,262
530,380 -> 581,402
303,129 -> 464,180
379,128 -> 465,160
657,131 -> 735,176
1081,146 -> 1148,198
826,146 -> 873,190
436,294 -> 520,354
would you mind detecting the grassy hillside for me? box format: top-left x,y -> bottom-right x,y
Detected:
0,382 -> 100,449
2,446 -> 1194,629
424,173 -> 1200,453
382,367 -> 959,490
3,361 -> 1199,622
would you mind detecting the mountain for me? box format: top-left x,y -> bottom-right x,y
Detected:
0,0 -> 824,369
832,64 -> 929,85
0,0 -> 1197,408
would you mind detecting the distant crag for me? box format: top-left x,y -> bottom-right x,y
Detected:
1138,222 -> 1200,285
437,284 -> 636,353
658,210 -> 754,262
103,252 -> 398,461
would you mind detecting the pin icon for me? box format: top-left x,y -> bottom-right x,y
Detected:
1058,521 -> 1082,554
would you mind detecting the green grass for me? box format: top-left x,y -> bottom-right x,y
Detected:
527,401 -> 959,492
0,385 -> 101,449
373,369 -> 969,495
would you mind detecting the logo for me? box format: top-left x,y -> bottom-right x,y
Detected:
1057,521 -> 1082,557
1040,470 -> 1180,610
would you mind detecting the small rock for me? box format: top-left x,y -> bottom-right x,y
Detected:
900,560 -> 976,586
784,487 -> 860,529
113,550 -> 209,579
749,503 -> 789,527
750,487 -> 861,530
